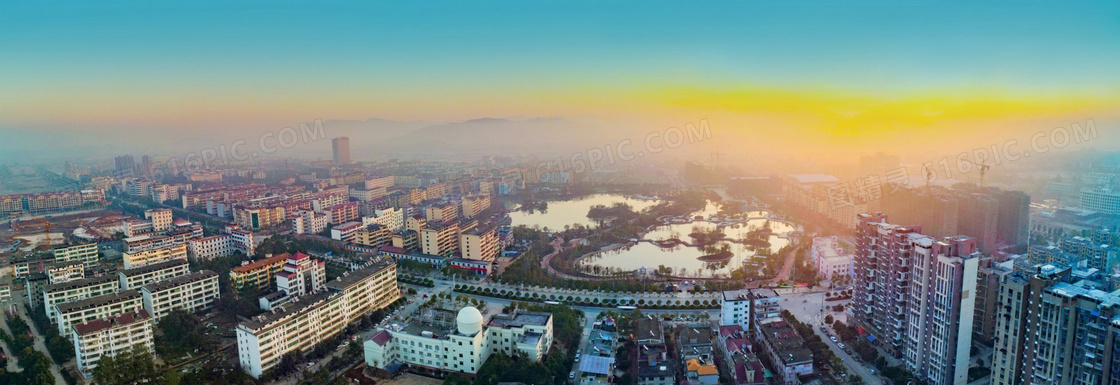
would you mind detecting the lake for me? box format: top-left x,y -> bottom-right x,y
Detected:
508,193 -> 662,230
577,205 -> 797,278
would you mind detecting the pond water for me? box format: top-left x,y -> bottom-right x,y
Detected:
577,204 -> 798,278
508,193 -> 662,230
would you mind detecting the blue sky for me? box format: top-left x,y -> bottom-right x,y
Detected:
1,1 -> 1118,161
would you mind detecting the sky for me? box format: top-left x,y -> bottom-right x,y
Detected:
1,1 -> 1118,162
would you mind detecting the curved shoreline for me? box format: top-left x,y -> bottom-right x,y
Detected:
573,208 -> 799,276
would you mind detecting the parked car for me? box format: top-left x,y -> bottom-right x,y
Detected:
838,343 -> 846,349
569,371 -> 576,379
830,336 -> 837,342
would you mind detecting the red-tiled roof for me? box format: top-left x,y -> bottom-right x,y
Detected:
719,324 -> 743,337
379,245 -> 406,254
72,309 -> 150,336
725,338 -> 750,353
231,253 -> 291,273
370,330 -> 392,346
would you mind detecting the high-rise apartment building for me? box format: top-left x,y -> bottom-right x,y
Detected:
994,267 -> 1120,385
956,192 -> 999,253
989,264 -> 1070,385
853,213 -> 980,385
140,155 -> 153,177
114,155 -> 135,176
996,190 -> 1030,247
332,136 -> 350,165
904,236 -> 980,385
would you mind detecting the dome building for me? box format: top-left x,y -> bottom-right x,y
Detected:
364,306 -> 554,375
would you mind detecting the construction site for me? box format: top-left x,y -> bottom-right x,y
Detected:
1,209 -> 131,254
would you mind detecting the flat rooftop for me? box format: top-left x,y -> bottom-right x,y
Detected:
119,259 -> 189,277
55,290 -> 141,314
45,274 -> 117,293
141,270 -> 217,293
324,259 -> 394,291
488,311 -> 551,328
722,288 -> 779,301
231,253 -> 291,274
239,291 -> 333,331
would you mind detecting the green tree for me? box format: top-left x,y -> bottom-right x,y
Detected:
91,345 -> 163,385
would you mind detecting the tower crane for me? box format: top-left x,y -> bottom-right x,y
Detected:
960,159 -> 991,191
37,218 -> 52,250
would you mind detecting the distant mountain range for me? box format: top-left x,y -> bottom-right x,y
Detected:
330,116 -> 626,158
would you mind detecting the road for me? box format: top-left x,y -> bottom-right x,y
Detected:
6,304 -> 67,385
780,292 -> 881,384
0,315 -> 21,373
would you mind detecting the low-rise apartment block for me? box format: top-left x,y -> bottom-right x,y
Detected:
53,243 -> 99,267
330,221 -> 363,243
236,261 -> 399,377
187,234 -> 244,260
425,203 -> 459,222
327,202 -> 359,224
45,260 -> 85,284
72,309 -> 154,378
460,195 -> 490,218
230,253 -> 291,291
421,221 -> 460,256
43,275 -> 121,321
291,210 -> 329,235
363,207 -> 404,232
810,236 -> 853,281
354,224 -> 391,248
140,270 -> 220,319
756,319 -> 813,384
275,253 -> 325,297
460,226 -> 499,261
119,259 -> 190,290
719,288 -> 780,334
123,243 -> 187,269
55,290 -> 144,335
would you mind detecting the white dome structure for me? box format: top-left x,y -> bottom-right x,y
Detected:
456,306 -> 484,335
